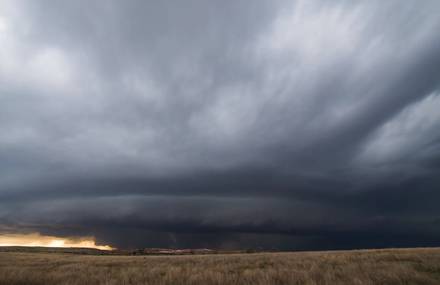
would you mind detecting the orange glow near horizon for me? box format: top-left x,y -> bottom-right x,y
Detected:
0,233 -> 114,250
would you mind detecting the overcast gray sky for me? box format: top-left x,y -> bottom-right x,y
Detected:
1,0 -> 440,250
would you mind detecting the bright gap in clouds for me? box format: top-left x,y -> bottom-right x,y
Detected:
0,233 -> 113,250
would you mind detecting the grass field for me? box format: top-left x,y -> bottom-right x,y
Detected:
1,248 -> 440,285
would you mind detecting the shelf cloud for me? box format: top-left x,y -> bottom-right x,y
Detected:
1,0 -> 440,250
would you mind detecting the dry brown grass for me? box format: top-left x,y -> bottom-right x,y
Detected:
1,248 -> 440,285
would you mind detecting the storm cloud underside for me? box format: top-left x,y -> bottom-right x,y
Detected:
1,0 -> 440,249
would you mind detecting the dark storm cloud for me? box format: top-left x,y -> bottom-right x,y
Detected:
1,0 -> 440,249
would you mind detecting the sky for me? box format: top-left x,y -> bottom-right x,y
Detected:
1,0 -> 440,250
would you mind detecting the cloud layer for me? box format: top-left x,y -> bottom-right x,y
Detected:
1,0 -> 440,250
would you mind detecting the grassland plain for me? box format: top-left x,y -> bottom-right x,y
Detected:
1,248 -> 440,285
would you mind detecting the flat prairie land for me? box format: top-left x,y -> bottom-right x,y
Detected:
1,248 -> 440,285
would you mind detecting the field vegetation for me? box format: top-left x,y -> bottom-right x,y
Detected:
1,247 -> 440,284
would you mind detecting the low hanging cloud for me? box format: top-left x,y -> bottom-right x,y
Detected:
1,0 -> 440,250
